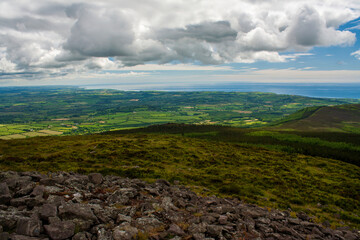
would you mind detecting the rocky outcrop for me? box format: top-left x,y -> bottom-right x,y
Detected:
0,171 -> 358,240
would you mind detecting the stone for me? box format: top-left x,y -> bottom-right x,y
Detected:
188,223 -> 207,234
343,232 -> 359,240
88,173 -> 102,185
113,224 -> 138,240
58,203 -> 97,222
96,228 -> 112,240
192,233 -> 206,240
16,218 -> 42,237
135,217 -> 164,232
116,214 -> 131,224
167,224 -> 185,236
0,232 -> 10,240
0,183 -> 11,205
206,225 -> 223,238
9,234 -> 48,240
39,178 -> 58,186
15,183 -> 36,197
161,196 -> 177,212
72,232 -> 91,240
156,179 -> 170,187
107,188 -> 138,205
30,186 -> 45,198
44,221 -> 75,240
218,215 -> 228,225
39,204 -> 57,220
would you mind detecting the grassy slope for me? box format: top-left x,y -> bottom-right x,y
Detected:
114,123 -> 360,166
273,104 -> 360,132
0,133 -> 359,228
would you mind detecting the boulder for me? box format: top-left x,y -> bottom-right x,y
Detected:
44,221 -> 75,240
88,173 -> 102,185
0,183 -> 11,205
39,204 -> 57,220
16,218 -> 42,237
167,224 -> 185,236
113,224 -> 138,240
58,203 -> 97,222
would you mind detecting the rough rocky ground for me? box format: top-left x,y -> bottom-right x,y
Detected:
0,171 -> 359,240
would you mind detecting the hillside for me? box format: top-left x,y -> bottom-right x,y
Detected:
0,133 -> 359,229
273,104 -> 360,132
1,171 -> 359,240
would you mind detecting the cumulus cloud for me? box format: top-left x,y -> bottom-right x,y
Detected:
0,0 -> 359,80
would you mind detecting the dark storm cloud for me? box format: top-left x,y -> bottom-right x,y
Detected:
64,7 -> 135,57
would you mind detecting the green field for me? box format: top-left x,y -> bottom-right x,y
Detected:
0,86 -> 359,137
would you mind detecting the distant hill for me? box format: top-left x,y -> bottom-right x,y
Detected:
273,104 -> 360,132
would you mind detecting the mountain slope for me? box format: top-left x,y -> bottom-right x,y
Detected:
273,104 -> 360,132
0,133 -> 359,228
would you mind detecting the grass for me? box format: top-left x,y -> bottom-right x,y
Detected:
0,132 -> 359,229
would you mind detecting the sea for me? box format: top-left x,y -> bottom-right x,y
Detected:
82,82 -> 360,99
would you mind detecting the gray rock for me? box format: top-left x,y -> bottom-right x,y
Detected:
88,173 -> 102,185
10,196 -> 43,208
206,225 -> 223,238
156,179 -> 170,187
218,215 -> 228,225
0,183 -> 11,205
135,217 -> 164,232
58,203 -> 97,222
39,204 -> 57,220
107,188 -> 138,205
44,221 -> 75,240
0,232 -> 9,240
116,214 -> 131,224
30,186 -> 45,198
343,232 -> 359,240
15,183 -> 36,197
96,228 -> 112,240
72,219 -> 93,232
161,197 -> 177,212
48,217 -> 61,225
167,224 -> 185,236
39,178 -> 57,186
72,232 -> 91,240
9,234 -> 48,240
188,223 -> 207,234
113,224 -> 138,240
0,210 -> 21,230
192,233 -> 206,240
16,218 -> 42,237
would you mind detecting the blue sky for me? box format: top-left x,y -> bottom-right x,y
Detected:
0,0 -> 359,87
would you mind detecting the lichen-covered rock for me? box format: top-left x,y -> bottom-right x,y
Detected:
16,218 -> 42,237
112,223 -> 138,240
88,173 -> 102,185
0,183 -> 11,205
58,203 -> 97,222
39,204 -> 57,221
0,171 -> 358,240
44,221 -> 75,240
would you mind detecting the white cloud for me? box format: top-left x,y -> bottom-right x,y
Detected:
351,49 -> 360,60
0,0 -> 359,81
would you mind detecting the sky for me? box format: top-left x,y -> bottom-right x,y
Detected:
0,0 -> 360,87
